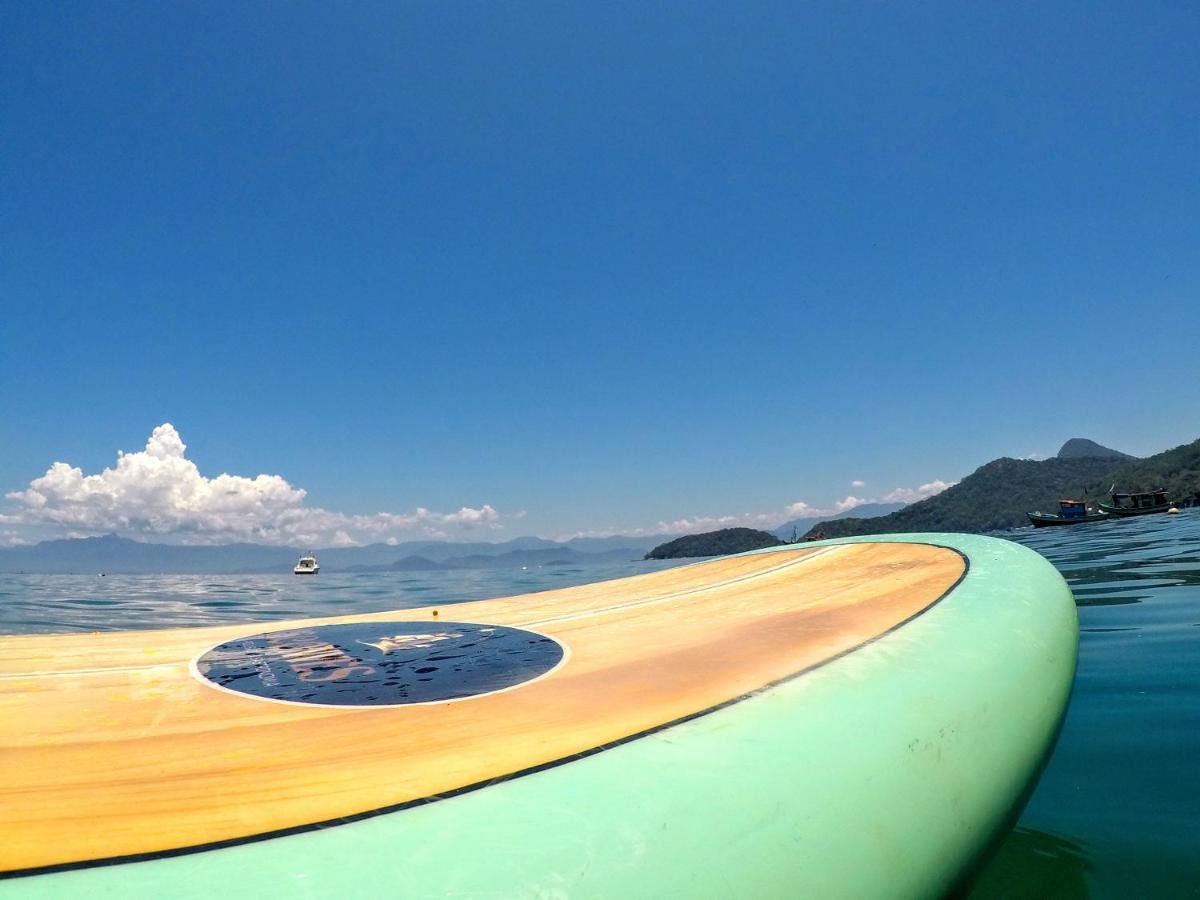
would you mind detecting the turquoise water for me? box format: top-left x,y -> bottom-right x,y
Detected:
970,511 -> 1200,899
2,517 -> 1198,897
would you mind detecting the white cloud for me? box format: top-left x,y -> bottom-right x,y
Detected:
851,479 -> 866,489
440,505 -> 500,526
557,478 -> 957,542
558,498 -> 869,541
0,530 -> 31,547
782,495 -> 870,520
4,424 -> 501,547
654,512 -> 777,534
557,511 -> 776,542
882,479 -> 956,504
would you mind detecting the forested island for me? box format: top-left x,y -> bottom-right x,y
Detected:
645,528 -> 784,560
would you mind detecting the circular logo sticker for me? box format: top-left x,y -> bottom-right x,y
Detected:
195,621 -> 564,706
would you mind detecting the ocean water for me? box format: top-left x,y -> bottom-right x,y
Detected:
0,559 -> 691,635
969,511 -> 1200,899
2,517 -> 1198,897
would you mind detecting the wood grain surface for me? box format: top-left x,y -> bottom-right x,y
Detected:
0,542 -> 963,872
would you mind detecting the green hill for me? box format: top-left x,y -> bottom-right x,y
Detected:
645,527 -> 784,560
1089,437 -> 1200,501
807,437 -> 1200,539
809,457 -> 1117,537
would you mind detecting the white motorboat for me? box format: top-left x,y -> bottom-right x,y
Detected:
293,553 -> 319,575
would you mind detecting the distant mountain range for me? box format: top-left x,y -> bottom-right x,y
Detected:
0,533 -> 667,574
772,502 -> 905,540
809,436 -> 1200,539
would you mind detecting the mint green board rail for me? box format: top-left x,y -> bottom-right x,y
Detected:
3,534 -> 1077,899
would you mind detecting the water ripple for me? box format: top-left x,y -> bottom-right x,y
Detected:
971,508 -> 1200,895
0,560 -> 689,635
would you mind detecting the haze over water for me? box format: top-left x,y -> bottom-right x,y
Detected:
2,514 -> 1198,897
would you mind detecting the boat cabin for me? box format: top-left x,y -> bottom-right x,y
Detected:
1057,500 -> 1088,519
1109,490 -> 1169,510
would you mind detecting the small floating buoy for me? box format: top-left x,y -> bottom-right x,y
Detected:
432,609 -> 439,618
1168,507 -> 1180,514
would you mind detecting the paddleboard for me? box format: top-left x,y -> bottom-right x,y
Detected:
0,534 -> 1076,897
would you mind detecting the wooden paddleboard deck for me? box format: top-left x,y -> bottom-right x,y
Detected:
0,535 -> 1077,898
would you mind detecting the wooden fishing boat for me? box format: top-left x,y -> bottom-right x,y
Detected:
1027,499 -> 1110,528
1097,489 -> 1172,517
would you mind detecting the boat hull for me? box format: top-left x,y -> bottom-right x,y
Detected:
1096,503 -> 1172,517
1027,512 -> 1110,527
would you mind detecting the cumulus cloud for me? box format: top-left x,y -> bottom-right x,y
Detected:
781,495 -> 869,520
882,479 -> 956,504
4,424 -> 501,546
440,506 -> 500,526
851,479 -> 866,489
780,494 -> 877,520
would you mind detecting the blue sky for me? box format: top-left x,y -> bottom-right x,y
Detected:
1,2 -> 1197,545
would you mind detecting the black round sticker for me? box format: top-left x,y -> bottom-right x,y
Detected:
195,621 -> 564,706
